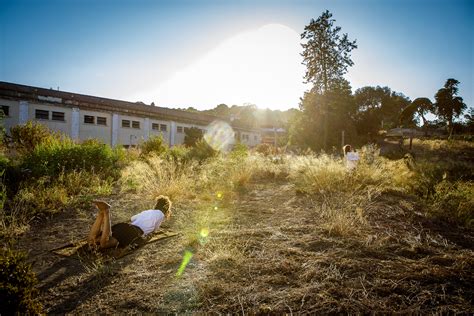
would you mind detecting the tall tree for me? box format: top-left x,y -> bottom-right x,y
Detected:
434,79 -> 467,139
400,97 -> 433,129
301,10 -> 357,149
354,86 -> 410,135
463,107 -> 474,134
291,79 -> 357,150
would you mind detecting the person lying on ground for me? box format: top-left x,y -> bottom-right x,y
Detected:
87,195 -> 172,249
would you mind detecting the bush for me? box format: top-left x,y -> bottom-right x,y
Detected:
139,135 -> 168,157
21,137 -> 121,179
10,121 -> 58,155
188,139 -> 218,162
163,145 -> 190,163
255,143 -> 274,156
230,143 -> 248,160
0,153 -> 9,173
184,127 -> 204,147
432,181 -> 474,228
0,247 -> 43,315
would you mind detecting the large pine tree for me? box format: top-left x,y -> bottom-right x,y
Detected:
300,10 -> 357,149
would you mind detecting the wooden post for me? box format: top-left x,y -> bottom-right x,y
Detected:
274,126 -> 277,147
341,130 -> 345,153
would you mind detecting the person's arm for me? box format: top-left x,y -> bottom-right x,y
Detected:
131,212 -> 140,222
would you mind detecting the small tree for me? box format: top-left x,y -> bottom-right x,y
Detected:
400,97 -> 433,132
434,79 -> 467,139
301,10 -> 357,149
183,127 -> 204,147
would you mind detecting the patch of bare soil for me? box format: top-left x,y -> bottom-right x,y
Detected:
23,181 -> 473,314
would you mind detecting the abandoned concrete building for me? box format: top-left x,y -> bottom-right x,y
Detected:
0,82 -> 261,147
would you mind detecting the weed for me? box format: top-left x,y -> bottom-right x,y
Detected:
432,180 -> 474,228
0,247 -> 43,314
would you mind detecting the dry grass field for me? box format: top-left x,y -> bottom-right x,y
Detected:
8,139 -> 474,313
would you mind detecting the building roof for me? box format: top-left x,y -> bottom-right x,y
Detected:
0,81 -> 259,132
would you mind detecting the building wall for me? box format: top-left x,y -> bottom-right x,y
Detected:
149,118 -> 171,145
0,96 -> 261,148
174,122 -> 208,145
0,99 -> 20,133
79,109 -> 112,145
239,130 -> 261,147
117,114 -> 146,147
29,102 -> 72,135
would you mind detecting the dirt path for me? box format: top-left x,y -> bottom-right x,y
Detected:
28,180 -> 473,313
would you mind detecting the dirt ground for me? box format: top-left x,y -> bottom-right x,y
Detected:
20,175 -> 473,314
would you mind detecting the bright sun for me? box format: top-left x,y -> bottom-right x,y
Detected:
147,24 -> 307,111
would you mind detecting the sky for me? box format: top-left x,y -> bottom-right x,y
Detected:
0,0 -> 472,111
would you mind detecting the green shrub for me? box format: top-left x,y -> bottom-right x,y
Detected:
0,247 -> 43,315
432,181 -> 474,228
139,135 -> 168,157
10,121 -> 59,155
188,139 -> 218,162
0,152 -> 9,173
163,145 -> 190,163
184,127 -> 204,147
230,142 -> 248,160
22,137 -> 121,179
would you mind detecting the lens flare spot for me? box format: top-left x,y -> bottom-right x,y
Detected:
214,206 -> 218,211
204,120 -> 235,152
200,228 -> 209,238
217,192 -> 223,199
176,250 -> 193,277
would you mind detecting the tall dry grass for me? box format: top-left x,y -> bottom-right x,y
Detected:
120,154 -> 197,202
287,146 -> 415,236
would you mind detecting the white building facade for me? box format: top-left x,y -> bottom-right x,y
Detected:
0,82 -> 261,148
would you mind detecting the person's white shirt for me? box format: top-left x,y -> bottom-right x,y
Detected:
345,151 -> 359,171
130,209 -> 164,235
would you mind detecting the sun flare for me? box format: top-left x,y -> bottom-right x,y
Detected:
149,24 -> 307,110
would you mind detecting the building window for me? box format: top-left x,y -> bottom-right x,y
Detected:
97,117 -> 107,125
35,109 -> 49,120
184,127 -> 189,133
254,135 -> 258,141
160,124 -> 167,132
52,111 -> 65,121
84,115 -> 95,124
132,121 -> 140,129
122,120 -> 130,128
177,126 -> 183,133
152,123 -> 159,130
0,105 -> 9,117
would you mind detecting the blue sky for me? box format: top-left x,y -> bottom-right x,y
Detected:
0,0 -> 472,111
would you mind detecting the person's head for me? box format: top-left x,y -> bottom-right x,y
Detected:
154,195 -> 172,219
343,144 -> 352,155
